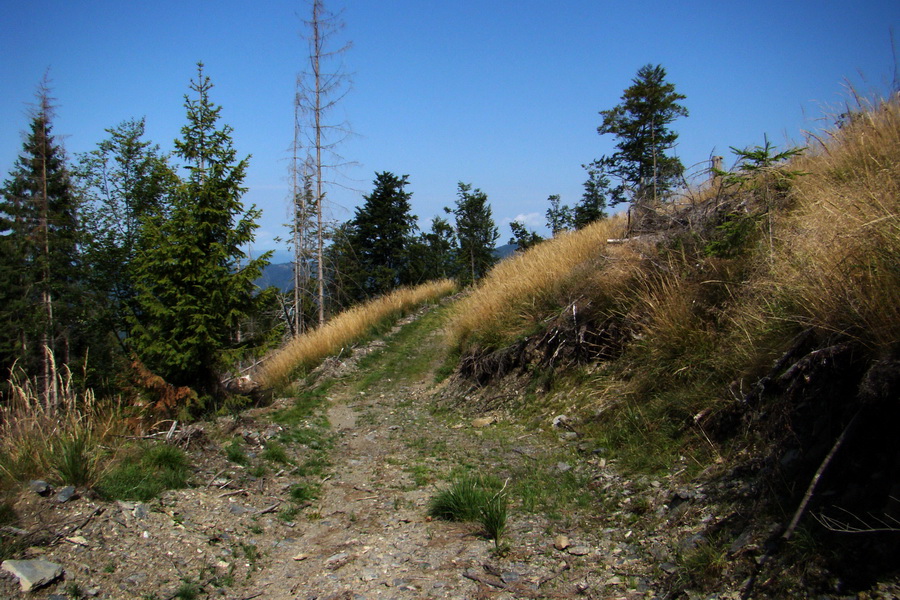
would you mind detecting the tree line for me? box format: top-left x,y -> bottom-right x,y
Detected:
0,65 -> 275,408
0,57 -> 686,408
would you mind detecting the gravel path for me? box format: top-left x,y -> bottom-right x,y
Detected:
1,308 -> 670,599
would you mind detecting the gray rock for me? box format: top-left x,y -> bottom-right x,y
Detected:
567,545 -> 591,556
660,562 -> 678,574
501,571 -> 521,583
56,485 -> 77,503
1,559 -> 64,591
728,529 -> 756,556
324,552 -> 350,570
552,414 -> 570,428
556,462 -> 572,473
679,533 -> 706,551
133,503 -> 150,519
228,504 -> 250,515
28,480 -> 51,496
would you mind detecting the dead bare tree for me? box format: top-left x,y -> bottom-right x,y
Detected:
295,0 -> 352,326
288,93 -> 317,337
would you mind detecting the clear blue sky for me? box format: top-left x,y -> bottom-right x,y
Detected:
2,1 -> 897,262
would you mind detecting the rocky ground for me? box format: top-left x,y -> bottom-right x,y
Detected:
2,307 -> 897,599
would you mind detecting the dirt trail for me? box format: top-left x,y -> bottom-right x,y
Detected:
1,307 -> 669,600
233,312 -> 657,600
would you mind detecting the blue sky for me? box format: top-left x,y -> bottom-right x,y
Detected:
2,0 -> 897,262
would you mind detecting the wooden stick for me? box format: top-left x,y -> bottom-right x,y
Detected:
783,411 -> 860,541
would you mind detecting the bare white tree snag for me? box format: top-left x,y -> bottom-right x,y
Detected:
295,0 -> 352,326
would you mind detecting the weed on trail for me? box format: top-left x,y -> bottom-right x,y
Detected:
429,474 -> 510,549
98,443 -> 190,501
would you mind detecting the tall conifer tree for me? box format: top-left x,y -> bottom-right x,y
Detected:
0,80 -> 81,402
450,182 -> 499,285
77,118 -> 177,351
347,172 -> 417,300
586,64 -> 688,221
129,64 -> 270,396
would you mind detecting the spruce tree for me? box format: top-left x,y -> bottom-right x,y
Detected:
545,194 -> 574,235
323,222 -> 363,313
409,216 -> 457,282
129,63 -> 270,396
573,168 -> 610,228
449,182 -> 499,285
587,64 -> 688,213
346,172 -> 418,301
0,81 -> 82,397
77,118 -> 177,352
508,220 -> 543,251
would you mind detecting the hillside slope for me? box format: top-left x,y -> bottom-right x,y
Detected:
439,93 -> 900,597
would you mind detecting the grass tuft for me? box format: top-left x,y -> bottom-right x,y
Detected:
97,443 -> 190,501
429,474 -> 508,547
0,360 -> 124,490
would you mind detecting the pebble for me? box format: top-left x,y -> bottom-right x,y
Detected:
324,552 -> 351,570
55,486 -> 77,503
28,480 -> 51,496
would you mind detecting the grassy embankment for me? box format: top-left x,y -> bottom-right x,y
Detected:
446,93 -> 900,474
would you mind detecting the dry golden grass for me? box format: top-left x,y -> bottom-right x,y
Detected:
772,94 -> 900,349
447,217 -> 629,349
255,279 -> 457,390
0,359 -> 124,488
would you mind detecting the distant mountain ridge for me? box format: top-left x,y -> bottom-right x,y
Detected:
254,244 -> 518,291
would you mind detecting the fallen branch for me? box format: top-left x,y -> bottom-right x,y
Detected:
206,468 -> 227,488
537,560 -> 570,587
783,410 -> 860,541
258,503 -> 280,515
813,502 -> 900,534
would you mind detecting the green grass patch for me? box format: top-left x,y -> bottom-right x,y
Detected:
428,473 -> 504,521
406,462 -> 433,488
272,382 -> 331,427
261,441 -> 290,465
224,438 -> 248,464
295,454 -> 330,477
97,443 -> 190,501
354,304 -> 453,391
429,473 -> 509,547
289,482 -> 319,503
513,461 -> 594,515
675,536 -> 729,591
